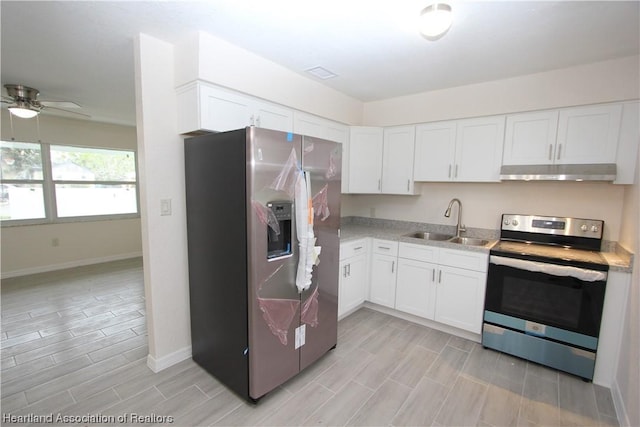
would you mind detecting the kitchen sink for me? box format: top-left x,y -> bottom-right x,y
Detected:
403,231 -> 454,241
447,236 -> 489,246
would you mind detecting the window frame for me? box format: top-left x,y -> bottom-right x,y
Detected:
1,141 -> 140,227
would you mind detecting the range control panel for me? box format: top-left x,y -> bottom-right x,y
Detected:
501,214 -> 604,239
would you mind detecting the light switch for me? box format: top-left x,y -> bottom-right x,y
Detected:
160,198 -> 172,216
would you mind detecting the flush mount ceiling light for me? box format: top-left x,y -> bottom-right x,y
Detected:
8,100 -> 40,119
419,3 -> 453,40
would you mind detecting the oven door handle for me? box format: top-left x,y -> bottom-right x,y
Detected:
490,255 -> 607,282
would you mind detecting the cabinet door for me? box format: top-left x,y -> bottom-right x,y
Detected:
395,258 -> 437,319
324,121 -> 350,194
556,104 -> 622,164
293,111 -> 326,139
435,266 -> 486,334
254,101 -> 293,133
382,126 -> 416,194
414,121 -> 457,181
615,101 -> 640,184
503,111 -> 559,165
348,127 -> 384,193
455,116 -> 506,182
370,254 -> 398,308
200,86 -> 253,132
338,254 -> 367,317
293,112 -> 350,193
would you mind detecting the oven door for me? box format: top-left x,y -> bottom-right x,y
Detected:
485,255 -> 607,340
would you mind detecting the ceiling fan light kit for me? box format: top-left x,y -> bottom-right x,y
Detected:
8,103 -> 40,119
419,3 -> 453,40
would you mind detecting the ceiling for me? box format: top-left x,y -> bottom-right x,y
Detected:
1,1 -> 639,126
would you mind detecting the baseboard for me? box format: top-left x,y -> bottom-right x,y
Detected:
363,302 -> 482,343
610,379 -> 631,427
147,345 -> 192,373
1,252 -> 143,279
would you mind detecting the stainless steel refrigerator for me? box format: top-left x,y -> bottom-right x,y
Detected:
184,127 -> 341,402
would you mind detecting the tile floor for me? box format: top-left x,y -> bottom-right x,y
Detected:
1,258 -> 619,426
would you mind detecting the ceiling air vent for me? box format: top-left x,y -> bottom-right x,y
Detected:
305,66 -> 338,80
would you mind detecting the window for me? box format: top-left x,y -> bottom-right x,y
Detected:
1,141 -> 138,224
0,141 -> 46,221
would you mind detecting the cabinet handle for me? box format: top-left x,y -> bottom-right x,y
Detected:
378,179 -> 381,190
454,164 -> 458,179
432,269 -> 435,282
438,270 -> 442,283
557,144 -> 562,160
378,246 -> 391,250
391,261 -> 395,273
354,246 -> 363,251
448,164 -> 452,178
548,144 -> 553,161
407,179 -> 410,192
343,265 -> 347,278
348,263 -> 351,277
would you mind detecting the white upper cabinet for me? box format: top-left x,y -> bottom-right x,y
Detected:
414,116 -> 505,182
177,81 -> 293,134
382,126 -> 417,194
455,116 -> 506,182
293,111 -> 349,143
349,126 -> 417,194
503,104 -> 623,166
348,127 -> 384,193
556,104 -> 622,164
414,121 -> 456,181
503,110 -> 559,165
615,101 -> 640,185
293,111 -> 350,193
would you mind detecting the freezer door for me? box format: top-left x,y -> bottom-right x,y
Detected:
299,135 -> 341,371
247,127 -> 303,399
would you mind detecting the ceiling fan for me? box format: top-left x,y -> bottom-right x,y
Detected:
1,84 -> 89,119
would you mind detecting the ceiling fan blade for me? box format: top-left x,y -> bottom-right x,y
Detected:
40,100 -> 82,109
42,105 -> 91,118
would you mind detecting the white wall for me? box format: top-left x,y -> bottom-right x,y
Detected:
0,111 -> 142,277
343,181 -> 626,240
174,31 -> 363,125
134,33 -> 192,371
363,55 -> 640,126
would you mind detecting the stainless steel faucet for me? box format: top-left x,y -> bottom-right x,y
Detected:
444,198 -> 466,237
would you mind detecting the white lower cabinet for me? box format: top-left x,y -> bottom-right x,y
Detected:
369,240 -> 399,308
338,239 -> 369,317
394,242 -> 488,334
395,258 -> 437,319
435,265 -> 486,334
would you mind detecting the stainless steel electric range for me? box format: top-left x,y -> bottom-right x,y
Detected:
483,214 -> 609,381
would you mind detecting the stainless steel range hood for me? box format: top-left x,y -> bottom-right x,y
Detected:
500,164 -> 617,181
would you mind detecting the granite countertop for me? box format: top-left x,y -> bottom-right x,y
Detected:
339,216 -> 633,273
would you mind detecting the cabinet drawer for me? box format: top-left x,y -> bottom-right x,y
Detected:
340,239 -> 369,260
398,243 -> 438,263
372,239 -> 399,255
438,247 -> 489,272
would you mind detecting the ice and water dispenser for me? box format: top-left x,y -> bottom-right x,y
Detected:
266,201 -> 293,260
